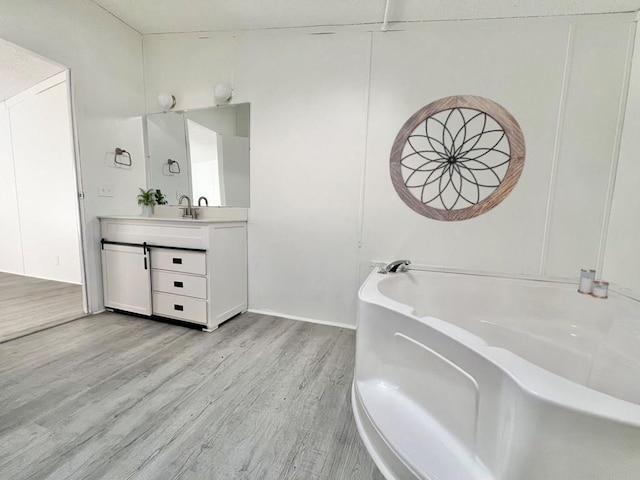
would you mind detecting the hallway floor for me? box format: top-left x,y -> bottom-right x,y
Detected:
0,271 -> 84,343
0,311 -> 383,480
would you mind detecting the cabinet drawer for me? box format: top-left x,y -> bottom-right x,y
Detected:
153,292 -> 207,325
152,270 -> 207,299
151,249 -> 206,275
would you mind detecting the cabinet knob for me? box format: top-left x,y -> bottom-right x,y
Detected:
174,281 -> 183,288
172,257 -> 183,265
174,304 -> 184,311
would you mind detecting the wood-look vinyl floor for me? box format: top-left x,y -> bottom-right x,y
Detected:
0,311 -> 384,480
0,272 -> 84,343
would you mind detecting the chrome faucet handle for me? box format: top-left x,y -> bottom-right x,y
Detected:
375,262 -> 388,274
383,260 -> 411,274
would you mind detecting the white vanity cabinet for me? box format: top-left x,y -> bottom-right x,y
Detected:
102,243 -> 152,316
100,215 -> 247,331
150,249 -> 208,325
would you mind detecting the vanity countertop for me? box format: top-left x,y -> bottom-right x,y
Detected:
99,215 -> 228,224
100,207 -> 248,223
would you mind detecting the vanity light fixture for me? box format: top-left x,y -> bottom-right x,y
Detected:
213,82 -> 233,105
158,93 -> 177,110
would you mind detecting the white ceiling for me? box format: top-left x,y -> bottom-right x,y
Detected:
92,0 -> 640,34
0,39 -> 64,102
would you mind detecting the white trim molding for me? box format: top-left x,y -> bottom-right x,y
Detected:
248,309 -> 356,330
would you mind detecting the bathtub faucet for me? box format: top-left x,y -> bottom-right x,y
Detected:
381,260 -> 411,274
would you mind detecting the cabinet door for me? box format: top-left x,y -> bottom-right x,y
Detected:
102,244 -> 152,315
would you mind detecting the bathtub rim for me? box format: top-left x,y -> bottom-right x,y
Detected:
357,268 -> 640,428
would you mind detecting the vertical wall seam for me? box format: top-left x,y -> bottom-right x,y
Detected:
356,31 -> 374,250
538,24 -> 575,276
141,38 -> 153,190
141,36 -> 148,114
596,21 -> 637,277
352,31 -> 374,323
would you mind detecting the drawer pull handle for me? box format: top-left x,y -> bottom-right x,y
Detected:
174,281 -> 183,288
172,258 -> 183,265
174,304 -> 184,311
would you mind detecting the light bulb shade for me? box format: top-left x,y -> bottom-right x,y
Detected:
157,93 -> 176,110
213,82 -> 233,104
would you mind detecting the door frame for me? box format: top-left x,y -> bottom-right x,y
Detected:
65,69 -> 90,314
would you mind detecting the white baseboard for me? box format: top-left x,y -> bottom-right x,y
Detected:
247,309 -> 356,330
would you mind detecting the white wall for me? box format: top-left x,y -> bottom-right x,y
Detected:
1,75 -> 82,283
361,17 -> 635,282
604,20 -> 640,297
144,30 -> 370,326
0,103 -> 24,275
143,14 -> 635,327
0,0 -> 146,309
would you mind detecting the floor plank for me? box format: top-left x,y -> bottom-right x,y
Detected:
0,271 -> 84,343
0,311 -> 383,480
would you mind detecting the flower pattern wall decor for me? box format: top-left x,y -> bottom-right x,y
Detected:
390,95 -> 525,221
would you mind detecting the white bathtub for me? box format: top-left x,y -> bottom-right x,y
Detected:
352,269 -> 640,480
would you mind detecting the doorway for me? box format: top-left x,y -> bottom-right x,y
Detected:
0,38 -> 86,342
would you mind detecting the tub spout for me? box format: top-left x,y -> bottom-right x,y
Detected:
381,260 -> 411,274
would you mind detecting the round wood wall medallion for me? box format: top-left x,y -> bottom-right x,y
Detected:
390,95 -> 525,221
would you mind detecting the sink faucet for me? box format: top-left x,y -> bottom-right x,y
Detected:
198,196 -> 209,207
178,195 -> 193,218
380,260 -> 411,274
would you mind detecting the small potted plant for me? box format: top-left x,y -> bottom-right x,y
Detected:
154,189 -> 168,206
137,188 -> 156,216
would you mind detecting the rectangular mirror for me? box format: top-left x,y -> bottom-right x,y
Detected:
145,103 -> 250,207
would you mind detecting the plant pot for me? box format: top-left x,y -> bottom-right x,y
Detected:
141,205 -> 154,216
